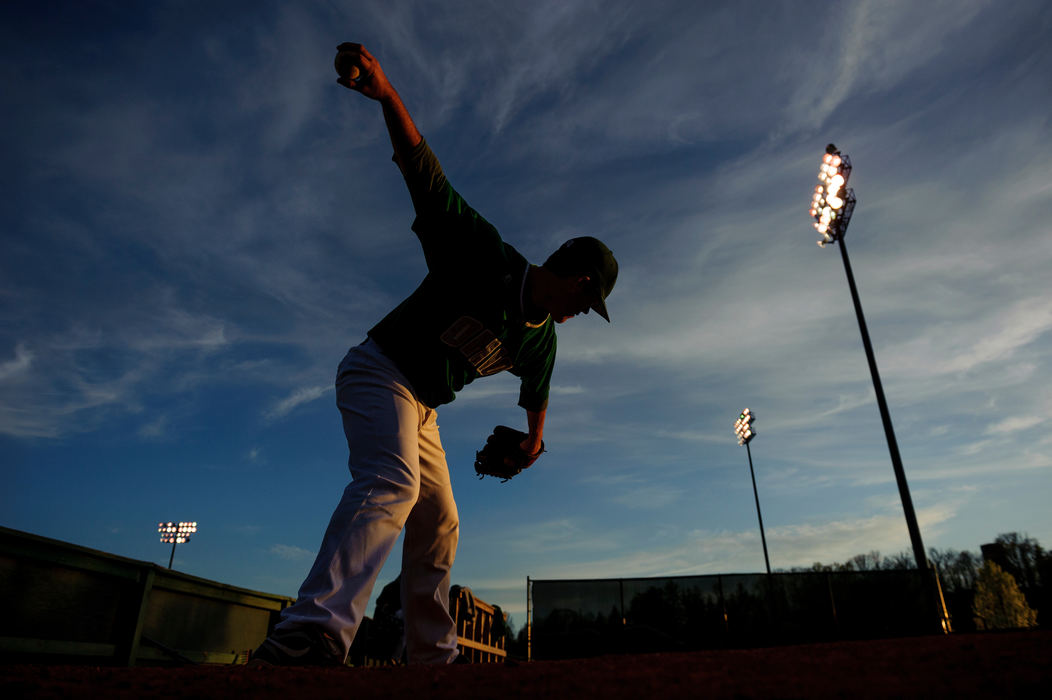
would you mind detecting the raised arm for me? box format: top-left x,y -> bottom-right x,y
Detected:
335,43 -> 422,162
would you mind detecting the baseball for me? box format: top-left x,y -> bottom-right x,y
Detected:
334,52 -> 361,80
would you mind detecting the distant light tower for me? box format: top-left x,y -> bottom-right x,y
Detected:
809,144 -> 927,570
734,408 -> 770,575
158,521 -> 197,569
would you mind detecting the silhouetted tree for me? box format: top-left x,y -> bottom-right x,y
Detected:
991,532 -> 1045,589
928,548 -> 982,593
628,582 -> 687,638
510,622 -> 529,659
880,551 -> 914,570
844,551 -> 883,571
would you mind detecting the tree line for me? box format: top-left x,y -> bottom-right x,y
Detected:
783,531 -> 1046,630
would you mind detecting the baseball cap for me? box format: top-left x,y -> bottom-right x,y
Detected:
543,236 -> 618,322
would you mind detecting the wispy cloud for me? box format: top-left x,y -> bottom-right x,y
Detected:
0,355 -> 150,439
0,302 -> 234,438
517,501 -> 961,583
137,415 -> 169,440
270,543 -> 315,561
783,0 -> 989,134
985,415 -> 1045,436
265,384 -> 333,421
507,518 -> 623,556
0,343 -> 32,381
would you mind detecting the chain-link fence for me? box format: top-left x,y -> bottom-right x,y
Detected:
528,569 -> 949,659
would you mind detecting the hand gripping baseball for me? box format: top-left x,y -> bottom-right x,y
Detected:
474,426 -> 545,482
334,42 -> 389,99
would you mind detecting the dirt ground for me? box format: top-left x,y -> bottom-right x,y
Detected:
3,630 -> 1050,699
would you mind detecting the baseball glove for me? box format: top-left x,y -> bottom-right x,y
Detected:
474,426 -> 544,482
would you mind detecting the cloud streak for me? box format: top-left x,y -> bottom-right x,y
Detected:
0,344 -> 32,381
270,544 -> 316,561
266,384 -> 334,421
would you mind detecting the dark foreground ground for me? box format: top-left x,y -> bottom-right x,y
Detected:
3,630 -> 1050,699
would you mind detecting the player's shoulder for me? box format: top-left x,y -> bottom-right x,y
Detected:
498,239 -> 529,269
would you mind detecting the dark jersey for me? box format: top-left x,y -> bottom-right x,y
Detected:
368,140 -> 557,411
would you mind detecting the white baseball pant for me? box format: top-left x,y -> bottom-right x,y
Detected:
275,338 -> 460,664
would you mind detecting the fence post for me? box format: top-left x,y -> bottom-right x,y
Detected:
826,573 -> 839,637
121,566 -> 155,666
526,577 -> 531,662
717,574 -> 728,638
619,579 -> 625,625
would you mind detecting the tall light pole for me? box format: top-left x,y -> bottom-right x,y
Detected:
158,521 -> 197,569
735,408 -> 771,575
809,144 -> 927,570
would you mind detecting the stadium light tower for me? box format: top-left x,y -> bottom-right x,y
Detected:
158,521 -> 197,569
734,409 -> 771,575
809,144 -> 927,570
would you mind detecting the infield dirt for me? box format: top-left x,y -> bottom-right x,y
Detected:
3,629 -> 1050,699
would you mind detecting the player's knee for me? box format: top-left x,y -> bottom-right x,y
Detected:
442,514 -> 459,544
352,473 -> 421,524
437,509 -> 459,553
387,480 -> 422,519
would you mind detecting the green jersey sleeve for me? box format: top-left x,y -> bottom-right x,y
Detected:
394,139 -> 498,275
511,322 -> 557,412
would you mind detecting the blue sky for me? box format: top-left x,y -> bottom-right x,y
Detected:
2,1 -> 1050,629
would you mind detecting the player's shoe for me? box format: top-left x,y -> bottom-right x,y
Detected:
248,626 -> 342,667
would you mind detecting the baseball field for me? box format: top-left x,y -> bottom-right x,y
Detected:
3,629 -> 1049,699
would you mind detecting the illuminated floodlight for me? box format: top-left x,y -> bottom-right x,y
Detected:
158,521 -> 198,544
732,407 -> 769,574
809,144 -> 856,247
158,521 -> 198,568
734,408 -> 756,446
801,146 -> 929,572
